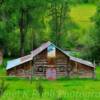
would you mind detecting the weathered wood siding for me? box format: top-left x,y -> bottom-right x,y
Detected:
55,49 -> 69,77
7,48 -> 94,78
70,61 -> 94,78
7,61 -> 32,77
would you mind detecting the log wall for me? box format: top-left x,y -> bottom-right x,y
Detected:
7,48 -> 94,78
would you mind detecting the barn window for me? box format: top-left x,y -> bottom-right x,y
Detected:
59,66 -> 65,72
37,66 -> 43,72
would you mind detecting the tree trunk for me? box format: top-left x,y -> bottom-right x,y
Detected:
19,8 -> 26,57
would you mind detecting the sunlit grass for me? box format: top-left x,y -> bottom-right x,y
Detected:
70,4 -> 96,29
0,66 -> 100,100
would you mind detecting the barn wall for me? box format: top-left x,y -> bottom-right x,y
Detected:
56,49 -> 69,77
33,49 -> 47,77
7,48 -> 94,78
70,61 -> 94,78
33,49 -> 69,78
7,61 -> 32,77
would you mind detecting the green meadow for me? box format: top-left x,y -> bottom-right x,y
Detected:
0,59 -> 100,100
0,67 -> 100,100
70,4 -> 96,29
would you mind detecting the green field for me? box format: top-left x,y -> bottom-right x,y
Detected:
0,63 -> 100,100
0,67 -> 100,100
70,4 -> 96,29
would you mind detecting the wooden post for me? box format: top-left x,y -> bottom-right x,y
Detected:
54,57 -> 57,79
92,68 -> 96,79
24,64 -> 26,78
30,60 -> 33,83
14,66 -> 16,76
92,60 -> 96,79
93,60 -> 96,67
75,62 -> 78,73
66,60 -> 68,77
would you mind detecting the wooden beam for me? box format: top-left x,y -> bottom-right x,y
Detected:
75,61 -> 78,72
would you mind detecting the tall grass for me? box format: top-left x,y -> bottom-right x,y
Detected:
0,79 -> 8,98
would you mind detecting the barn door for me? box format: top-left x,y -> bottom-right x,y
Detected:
46,67 -> 56,80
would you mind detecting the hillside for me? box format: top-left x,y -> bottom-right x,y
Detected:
70,4 -> 96,29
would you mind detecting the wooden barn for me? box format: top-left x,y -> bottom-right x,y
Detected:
6,41 -> 95,79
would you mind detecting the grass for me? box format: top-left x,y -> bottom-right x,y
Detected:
0,60 -> 100,100
0,67 -> 100,100
70,4 -> 96,29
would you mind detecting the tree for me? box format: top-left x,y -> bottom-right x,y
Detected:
81,1 -> 100,63
90,2 -> 100,62
0,0 -> 48,56
0,0 -> 77,57
12,0 -> 48,55
48,0 -> 69,46
48,0 -> 77,49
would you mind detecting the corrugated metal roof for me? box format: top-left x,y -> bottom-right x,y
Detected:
6,41 -> 95,70
63,51 -> 94,68
70,56 -> 94,68
6,54 -> 32,70
6,42 -> 51,70
31,41 -> 51,57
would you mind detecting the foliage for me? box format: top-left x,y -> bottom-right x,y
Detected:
0,0 -> 49,56
80,2 -> 100,62
0,0 -> 98,63
0,0 -> 78,57
48,0 -> 78,49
